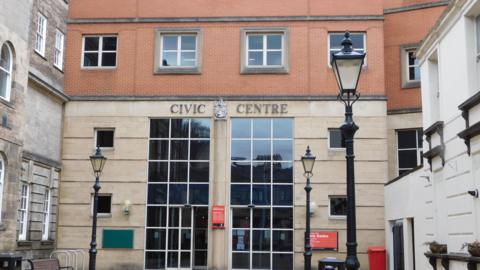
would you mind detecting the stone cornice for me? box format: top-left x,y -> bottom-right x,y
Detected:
66,95 -> 388,102
28,72 -> 69,102
383,0 -> 450,14
67,15 -> 384,25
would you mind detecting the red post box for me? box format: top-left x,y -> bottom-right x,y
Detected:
368,246 -> 386,270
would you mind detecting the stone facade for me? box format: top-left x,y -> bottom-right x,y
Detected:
0,0 -> 32,253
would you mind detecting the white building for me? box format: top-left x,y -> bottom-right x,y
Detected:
385,0 -> 480,269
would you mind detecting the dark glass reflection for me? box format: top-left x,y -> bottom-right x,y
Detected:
191,119 -> 210,138
169,184 -> 187,204
189,184 -> 209,205
101,52 -> 116,66
145,252 -> 165,269
190,162 -> 209,182
272,254 -> 293,270
150,119 -> 169,138
194,207 -> 208,229
232,208 -> 250,228
147,184 -> 167,204
252,185 -> 271,205
148,162 -> 168,182
398,150 -> 418,168
272,162 -> 293,183
180,252 -> 190,268
190,140 -> 210,160
272,230 -> 293,251
170,140 -> 188,160
273,140 -> 292,161
170,162 -> 188,182
398,130 -> 418,149
149,140 -> 169,160
194,230 -> 207,250
231,185 -> 250,205
232,229 -> 250,251
146,229 -> 166,249
232,119 -> 251,138
253,253 -> 270,269
168,208 -> 180,227
167,251 -> 178,268
252,208 -> 270,228
232,140 -> 251,161
83,53 -> 98,67
273,185 -> 292,205
147,206 -> 167,227
232,253 -> 249,269
330,197 -> 347,216
181,208 -> 191,227
231,162 -> 251,183
252,140 -> 271,160
168,229 -> 179,249
273,208 -> 293,228
252,162 -> 271,183
180,230 -> 191,250
102,37 -> 117,50
171,119 -> 189,138
84,37 -> 99,50
194,251 -> 207,267
252,230 -> 270,251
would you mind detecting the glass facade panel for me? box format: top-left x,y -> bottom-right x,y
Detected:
230,118 -> 293,269
146,119 -> 210,269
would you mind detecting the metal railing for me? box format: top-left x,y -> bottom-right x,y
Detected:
50,249 -> 87,270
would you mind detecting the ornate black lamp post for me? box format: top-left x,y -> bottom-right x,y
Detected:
301,146 -> 316,270
330,32 -> 366,270
88,147 -> 107,270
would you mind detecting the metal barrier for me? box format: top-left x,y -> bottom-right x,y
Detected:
50,249 -> 87,270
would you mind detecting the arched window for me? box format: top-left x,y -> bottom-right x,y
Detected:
0,43 -> 13,101
0,154 -> 5,223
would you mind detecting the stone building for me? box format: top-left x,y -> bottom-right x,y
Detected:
0,0 -> 68,262
385,0 -> 480,269
58,0 -> 448,269
0,0 -> 32,253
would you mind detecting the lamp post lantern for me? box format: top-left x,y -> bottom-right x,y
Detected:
330,31 -> 366,270
88,147 -> 107,270
301,146 -> 316,270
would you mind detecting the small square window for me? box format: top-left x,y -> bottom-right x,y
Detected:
329,196 -> 347,217
93,194 -> 112,215
241,28 -> 289,74
82,36 -> 117,68
95,129 -> 114,148
328,32 -> 366,66
328,129 -> 345,149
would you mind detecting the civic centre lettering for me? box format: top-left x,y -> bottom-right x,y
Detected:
236,103 -> 288,114
170,103 -> 206,114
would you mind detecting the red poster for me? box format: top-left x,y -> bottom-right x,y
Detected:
310,231 -> 338,250
212,205 -> 225,228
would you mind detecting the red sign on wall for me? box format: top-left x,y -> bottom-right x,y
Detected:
212,205 -> 225,229
310,231 -> 338,250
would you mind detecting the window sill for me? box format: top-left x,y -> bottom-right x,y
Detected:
53,65 -> 64,73
81,67 -> 117,71
329,216 -> 346,220
34,50 -> 47,60
92,213 -> 112,218
0,96 -> 14,109
17,241 -> 32,247
241,67 -> 289,74
40,240 -> 54,246
402,81 -> 420,89
154,67 -> 201,75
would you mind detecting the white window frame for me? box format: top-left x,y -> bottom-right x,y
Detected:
403,48 -> 421,83
91,193 -> 112,217
396,129 -> 423,176
476,15 -> 480,61
94,128 -> 115,149
0,43 -> 13,102
54,29 -> 65,70
0,155 -> 4,223
328,195 -> 347,219
35,13 -> 47,56
328,32 -> 367,67
81,35 -> 118,69
328,128 -> 345,150
41,189 -> 51,240
159,34 -> 198,68
245,33 -> 284,68
18,183 -> 30,241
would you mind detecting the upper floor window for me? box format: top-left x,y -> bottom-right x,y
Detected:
329,32 -> 366,66
0,43 -> 13,101
397,129 -> 423,175
241,28 -> 289,74
54,29 -> 65,70
82,36 -> 117,68
406,50 -> 420,82
401,46 -> 421,88
155,29 -> 201,74
35,13 -> 47,56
